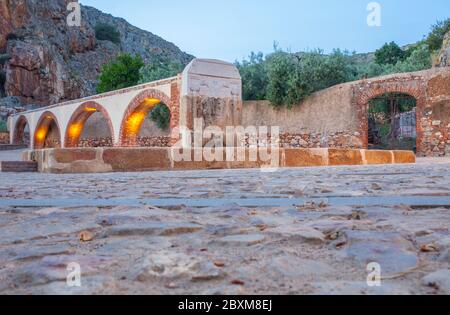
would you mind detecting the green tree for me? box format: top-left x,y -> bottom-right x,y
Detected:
139,55 -> 184,84
149,103 -> 171,130
265,51 -> 296,107
236,52 -> 268,100
358,43 -> 431,78
95,23 -> 121,44
97,54 -> 144,93
265,49 -> 358,108
375,42 -> 406,65
392,45 -> 431,73
426,19 -> 450,52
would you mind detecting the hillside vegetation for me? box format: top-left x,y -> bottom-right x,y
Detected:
236,19 -> 449,108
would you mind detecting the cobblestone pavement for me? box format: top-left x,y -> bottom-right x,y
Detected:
0,160 -> 449,295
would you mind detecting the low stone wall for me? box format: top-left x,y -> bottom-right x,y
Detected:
23,148 -> 416,174
0,132 -> 9,144
243,132 -> 363,149
78,137 -> 172,148
241,68 -> 450,157
137,136 -> 171,147
79,138 -> 113,148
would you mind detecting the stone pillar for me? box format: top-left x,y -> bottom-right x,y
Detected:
179,59 -> 242,148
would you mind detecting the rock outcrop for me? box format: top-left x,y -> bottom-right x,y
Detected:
0,0 -> 193,107
437,31 -> 450,67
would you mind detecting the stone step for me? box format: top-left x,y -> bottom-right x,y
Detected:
0,144 -> 28,151
0,161 -> 38,172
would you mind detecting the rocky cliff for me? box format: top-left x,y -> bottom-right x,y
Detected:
0,0 -> 193,108
437,31 -> 450,67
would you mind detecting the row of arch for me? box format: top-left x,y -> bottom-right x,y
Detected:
13,89 -> 177,149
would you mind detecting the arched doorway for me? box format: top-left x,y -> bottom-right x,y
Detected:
65,102 -> 114,148
119,89 -> 175,147
13,115 -> 30,145
34,112 -> 61,149
368,93 -> 417,151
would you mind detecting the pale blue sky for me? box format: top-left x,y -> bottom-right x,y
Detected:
80,0 -> 449,62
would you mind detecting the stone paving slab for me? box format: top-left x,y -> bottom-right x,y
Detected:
0,160 -> 449,295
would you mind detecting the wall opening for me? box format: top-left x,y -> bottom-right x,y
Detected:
368,93 -> 417,151
121,97 -> 171,147
34,112 -> 61,149
13,116 -> 30,145
65,103 -> 114,148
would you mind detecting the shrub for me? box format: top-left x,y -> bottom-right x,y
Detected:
392,45 -> 431,73
95,23 -> 121,44
375,42 -> 406,65
150,103 -> 171,130
97,54 -> 144,93
265,49 -> 358,108
236,52 -> 268,101
426,19 -> 450,52
139,55 -> 184,84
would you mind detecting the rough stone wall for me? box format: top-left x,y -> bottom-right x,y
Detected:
137,136 -> 171,147
242,68 -> 449,156
420,72 -> 450,156
79,137 -> 113,148
77,136 -> 171,148
242,132 -> 363,149
352,68 -> 449,157
242,83 -> 363,149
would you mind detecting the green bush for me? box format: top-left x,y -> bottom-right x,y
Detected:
139,55 -> 184,84
265,51 -> 296,107
96,54 -> 144,93
150,103 -> 171,130
392,45 -> 431,72
264,49 -> 357,108
236,19 -> 443,108
357,44 -> 431,78
95,23 -> 121,44
235,52 -> 268,101
426,19 -> 450,52
375,42 -> 406,65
